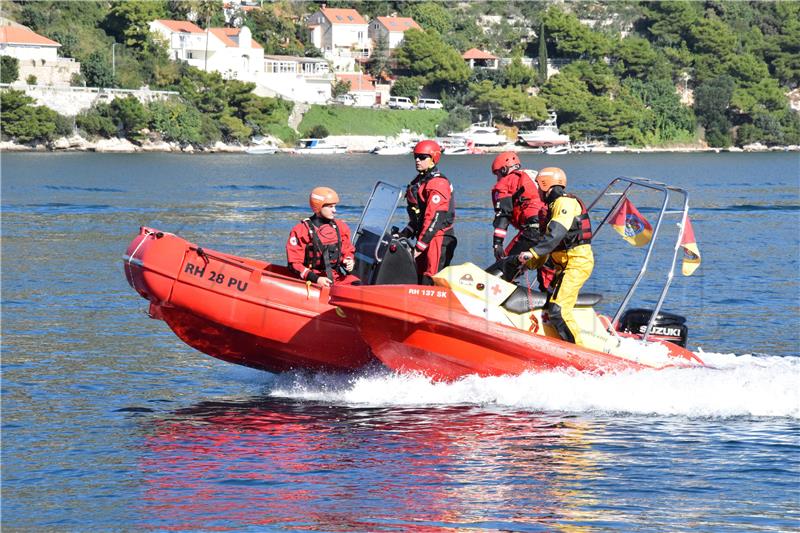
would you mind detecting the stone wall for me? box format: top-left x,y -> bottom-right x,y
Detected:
0,84 -> 180,116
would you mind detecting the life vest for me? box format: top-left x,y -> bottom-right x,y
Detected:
406,168 -> 455,234
303,217 -> 345,279
552,193 -> 592,250
501,169 -> 547,229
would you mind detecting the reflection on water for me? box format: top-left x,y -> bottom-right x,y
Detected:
139,398 -> 604,531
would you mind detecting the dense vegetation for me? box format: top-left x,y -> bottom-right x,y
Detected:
1,0 -> 798,148
299,106 -> 447,137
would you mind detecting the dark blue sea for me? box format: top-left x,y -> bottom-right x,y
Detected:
2,151 -> 799,531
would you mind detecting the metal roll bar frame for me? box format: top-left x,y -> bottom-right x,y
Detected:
586,176 -> 691,343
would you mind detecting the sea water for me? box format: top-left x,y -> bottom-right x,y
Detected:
1,152 -> 798,531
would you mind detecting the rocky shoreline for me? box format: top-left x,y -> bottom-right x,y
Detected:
1,134 -> 797,154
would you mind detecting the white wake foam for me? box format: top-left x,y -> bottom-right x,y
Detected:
232,352 -> 800,419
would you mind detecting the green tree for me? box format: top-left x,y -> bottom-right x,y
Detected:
468,80 -> 547,122
103,0 -> 167,50
688,17 -> 738,83
81,51 -> 115,88
245,2 -> 306,56
623,78 -> 696,141
694,75 -> 735,147
390,77 -> 421,100
639,0 -> 699,47
110,95 -> 148,142
218,114 -> 252,143
762,2 -> 800,87
1,56 -> 19,84
559,60 -> 617,96
394,29 -> 470,91
0,90 -> 60,143
369,34 -> 392,81
612,36 -> 667,80
76,102 -> 117,138
405,2 -> 454,35
147,99 -> 203,144
332,79 -> 351,99
502,57 -> 536,88
543,6 -> 609,60
537,20 -> 547,84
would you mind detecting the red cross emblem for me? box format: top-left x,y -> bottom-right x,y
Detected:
491,284 -> 502,296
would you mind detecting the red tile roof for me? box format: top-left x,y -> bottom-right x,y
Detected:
463,47 -> 497,60
209,27 -> 263,48
375,16 -> 420,32
320,7 -> 366,25
0,25 -> 60,46
336,73 -> 376,91
154,19 -> 204,33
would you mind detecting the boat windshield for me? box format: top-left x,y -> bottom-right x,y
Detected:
351,181 -> 404,281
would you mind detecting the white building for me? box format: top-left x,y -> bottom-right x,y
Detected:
307,7 -> 369,70
368,16 -> 420,49
150,19 -> 264,81
255,55 -> 334,104
0,23 -> 79,86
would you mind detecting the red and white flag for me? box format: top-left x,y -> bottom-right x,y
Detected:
680,216 -> 701,276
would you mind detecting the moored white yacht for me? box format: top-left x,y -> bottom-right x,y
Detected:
447,123 -> 508,146
291,138 -> 347,154
518,111 -> 571,148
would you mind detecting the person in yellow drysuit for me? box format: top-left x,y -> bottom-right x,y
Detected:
517,167 -> 594,345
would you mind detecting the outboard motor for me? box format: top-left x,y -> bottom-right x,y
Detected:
618,308 -> 688,347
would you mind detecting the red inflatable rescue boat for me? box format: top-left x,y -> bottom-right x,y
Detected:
123,227 -> 374,372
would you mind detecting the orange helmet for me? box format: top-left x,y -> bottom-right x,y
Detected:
491,151 -> 521,176
413,140 -> 442,164
536,167 -> 567,192
309,186 -> 339,213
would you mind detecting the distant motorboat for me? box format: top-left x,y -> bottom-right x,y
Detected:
447,123 -> 508,146
245,145 -> 278,155
291,138 -> 347,154
518,111 -> 571,148
437,137 -> 484,155
572,141 -> 597,153
370,140 -> 413,155
544,144 -> 572,155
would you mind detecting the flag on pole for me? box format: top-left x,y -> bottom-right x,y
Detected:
680,216 -> 701,276
611,198 -> 653,247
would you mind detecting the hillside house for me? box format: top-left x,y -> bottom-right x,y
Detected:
368,16 -> 420,49
334,72 -> 390,107
462,48 -> 499,70
150,19 -> 264,82
307,7 -> 369,71
0,23 -> 79,86
256,55 -> 334,104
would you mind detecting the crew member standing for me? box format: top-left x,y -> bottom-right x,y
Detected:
286,186 -> 360,287
488,151 -> 553,289
517,167 -> 593,345
399,140 -> 457,284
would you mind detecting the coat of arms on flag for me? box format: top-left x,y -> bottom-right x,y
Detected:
611,198 -> 653,247
680,216 -> 701,276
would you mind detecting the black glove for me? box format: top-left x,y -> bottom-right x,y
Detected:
492,237 -> 505,261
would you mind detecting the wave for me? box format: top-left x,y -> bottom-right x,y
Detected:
45,185 -> 126,193
227,352 -> 800,419
212,185 -> 289,191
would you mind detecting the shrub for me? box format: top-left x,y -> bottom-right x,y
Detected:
305,124 -> 329,138
1,56 -> 19,83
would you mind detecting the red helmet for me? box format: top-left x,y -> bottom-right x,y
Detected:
536,167 -> 567,192
413,140 -> 442,164
309,186 -> 339,213
491,151 -> 521,176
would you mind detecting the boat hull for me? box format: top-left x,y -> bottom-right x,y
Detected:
330,283 -> 702,380
124,227 -> 374,373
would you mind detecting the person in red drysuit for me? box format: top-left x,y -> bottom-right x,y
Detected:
286,186 -> 360,287
398,140 -> 457,285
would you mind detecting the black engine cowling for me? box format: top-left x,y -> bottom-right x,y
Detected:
618,308 -> 688,347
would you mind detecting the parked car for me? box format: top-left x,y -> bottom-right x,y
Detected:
417,98 -> 443,110
388,96 -> 414,110
332,94 -> 356,106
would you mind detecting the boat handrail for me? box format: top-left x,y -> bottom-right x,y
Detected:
587,176 -> 690,342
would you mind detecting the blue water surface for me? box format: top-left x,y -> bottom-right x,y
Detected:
1,152 -> 799,531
